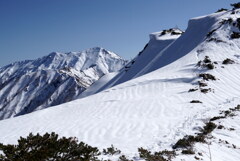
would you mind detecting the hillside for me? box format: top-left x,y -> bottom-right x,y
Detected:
0,9 -> 240,161
92,28 -> 183,94
0,47 -> 126,120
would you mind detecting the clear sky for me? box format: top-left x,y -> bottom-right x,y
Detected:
0,0 -> 238,67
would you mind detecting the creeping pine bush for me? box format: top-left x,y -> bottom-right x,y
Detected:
231,3 -> 240,9
118,155 -> 133,161
190,100 -> 202,103
231,32 -> 240,39
188,88 -> 198,92
199,73 -> 216,81
138,148 -> 176,161
181,149 -> 195,155
173,122 -> 217,151
103,144 -> 121,155
216,8 -> 228,13
0,132 -> 100,161
197,56 -> 215,70
222,58 -> 235,64
138,148 -> 167,161
198,81 -> 208,87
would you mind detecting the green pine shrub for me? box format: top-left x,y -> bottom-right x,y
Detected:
103,144 -> 121,155
0,132 -> 100,161
231,3 -> 240,9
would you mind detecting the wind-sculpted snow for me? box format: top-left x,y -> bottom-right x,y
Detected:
0,47 -> 126,120
96,28 -> 184,92
1,9 -> 240,161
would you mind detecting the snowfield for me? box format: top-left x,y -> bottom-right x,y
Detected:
1,9 -> 240,161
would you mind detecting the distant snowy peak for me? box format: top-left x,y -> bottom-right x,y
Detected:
0,47 -> 126,120
82,47 -> 122,59
78,47 -> 126,73
0,47 -> 125,82
2,47 -> 123,71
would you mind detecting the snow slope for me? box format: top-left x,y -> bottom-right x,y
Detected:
97,28 -> 183,92
78,72 -> 119,98
0,47 -> 126,120
1,9 -> 240,161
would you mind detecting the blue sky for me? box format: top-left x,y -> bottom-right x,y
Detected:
0,0 -> 238,66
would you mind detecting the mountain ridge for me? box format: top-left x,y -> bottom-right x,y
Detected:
0,47 -> 126,120
89,28 -> 184,95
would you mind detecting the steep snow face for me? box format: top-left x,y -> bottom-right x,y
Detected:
0,47 -> 126,120
1,10 -> 240,161
95,28 -> 183,92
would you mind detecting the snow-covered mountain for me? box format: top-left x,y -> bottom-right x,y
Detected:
0,47 -> 126,120
1,8 -> 240,161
